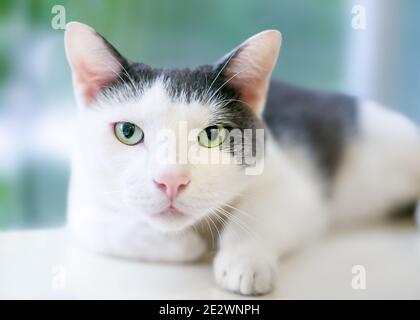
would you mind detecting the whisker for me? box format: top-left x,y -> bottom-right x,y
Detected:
222,203 -> 257,222
203,52 -> 235,100
206,66 -> 252,104
210,208 -> 241,242
94,47 -> 138,93
215,206 -> 259,241
204,216 -> 216,249
207,213 -> 222,246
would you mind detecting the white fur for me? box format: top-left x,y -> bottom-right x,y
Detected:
332,100 -> 420,225
68,79 -> 251,258
212,100 -> 420,295
66,23 -> 420,296
68,76 -> 420,295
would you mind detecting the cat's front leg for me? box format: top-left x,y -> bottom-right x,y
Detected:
214,242 -> 277,295
213,210 -> 279,295
214,176 -> 327,295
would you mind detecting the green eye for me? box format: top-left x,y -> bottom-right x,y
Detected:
114,122 -> 144,145
198,125 -> 227,148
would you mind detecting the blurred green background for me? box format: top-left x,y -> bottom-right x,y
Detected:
0,0 -> 419,229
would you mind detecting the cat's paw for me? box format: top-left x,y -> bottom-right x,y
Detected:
214,247 -> 276,296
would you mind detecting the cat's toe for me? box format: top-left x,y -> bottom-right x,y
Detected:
214,249 -> 276,296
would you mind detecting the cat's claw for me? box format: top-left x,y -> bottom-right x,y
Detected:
214,248 -> 276,296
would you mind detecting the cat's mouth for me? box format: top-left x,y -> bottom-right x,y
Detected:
153,205 -> 186,218
148,205 -> 193,231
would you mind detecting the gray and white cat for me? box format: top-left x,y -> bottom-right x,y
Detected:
65,22 -> 420,296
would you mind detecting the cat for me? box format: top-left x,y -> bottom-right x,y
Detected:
64,21 -> 420,296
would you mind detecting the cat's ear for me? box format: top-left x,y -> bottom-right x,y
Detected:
216,30 -> 281,115
64,22 -> 128,107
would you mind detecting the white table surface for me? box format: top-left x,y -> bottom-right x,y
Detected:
1,220 -> 420,299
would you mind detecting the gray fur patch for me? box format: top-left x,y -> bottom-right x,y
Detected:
264,80 -> 358,178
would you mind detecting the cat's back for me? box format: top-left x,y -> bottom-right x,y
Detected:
263,80 -> 358,177
264,81 -> 420,221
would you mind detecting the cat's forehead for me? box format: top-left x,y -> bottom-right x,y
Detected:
95,78 -> 213,129
93,63 -> 260,131
111,62 -> 220,104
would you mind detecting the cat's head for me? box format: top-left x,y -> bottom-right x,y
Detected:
65,22 -> 281,231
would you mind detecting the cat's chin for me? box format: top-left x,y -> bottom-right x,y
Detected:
145,207 -> 196,232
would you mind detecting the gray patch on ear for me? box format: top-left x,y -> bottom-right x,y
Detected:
264,80 -> 358,180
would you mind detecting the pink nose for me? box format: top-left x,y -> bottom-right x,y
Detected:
154,172 -> 190,201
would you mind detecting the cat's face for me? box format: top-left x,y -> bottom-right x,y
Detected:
65,22 -> 280,231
